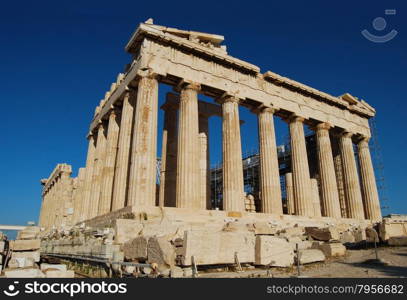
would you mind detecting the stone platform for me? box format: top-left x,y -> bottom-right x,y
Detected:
40,206 -> 375,276
83,206 -> 373,233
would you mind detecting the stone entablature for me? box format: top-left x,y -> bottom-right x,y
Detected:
90,22 -> 373,138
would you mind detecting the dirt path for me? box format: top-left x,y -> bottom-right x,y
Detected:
198,246 -> 407,278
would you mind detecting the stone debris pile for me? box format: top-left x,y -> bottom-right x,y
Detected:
0,227 -> 73,278
39,216 -> 395,277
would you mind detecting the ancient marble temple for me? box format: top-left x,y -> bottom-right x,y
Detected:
38,19 -> 382,230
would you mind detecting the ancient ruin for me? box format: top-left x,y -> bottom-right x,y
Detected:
35,20 -> 399,277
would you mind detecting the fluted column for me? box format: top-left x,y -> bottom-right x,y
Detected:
60,171 -> 73,227
221,96 -> 245,212
88,122 -> 107,219
311,178 -> 322,217
53,177 -> 61,227
285,172 -> 294,214
358,137 -> 382,221
38,186 -> 47,228
98,109 -> 121,215
44,186 -> 52,228
258,107 -> 282,214
289,116 -> 313,217
49,182 -> 57,228
332,136 -> 347,218
315,123 -> 342,218
111,91 -> 136,210
72,167 -> 85,224
80,134 -> 96,221
159,100 -> 178,207
176,83 -> 201,209
199,114 -> 211,210
128,75 -> 159,207
339,132 -> 365,219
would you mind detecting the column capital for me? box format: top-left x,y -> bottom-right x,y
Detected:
217,93 -> 241,105
286,113 -> 305,123
137,69 -> 160,80
175,80 -> 201,92
314,122 -> 332,131
87,132 -> 94,139
96,120 -> 105,129
108,107 -> 120,118
252,105 -> 279,115
340,131 -> 354,138
357,135 -> 370,147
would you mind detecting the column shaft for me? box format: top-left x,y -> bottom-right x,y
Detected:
176,83 -> 201,209
111,92 -> 135,210
88,123 -> 107,219
199,114 -> 211,210
311,178 -> 322,217
159,102 -> 178,207
358,138 -> 382,221
128,76 -> 159,207
285,172 -> 294,214
332,136 -> 347,218
258,107 -> 282,214
60,172 -> 73,227
98,109 -> 120,215
38,192 -> 47,228
315,123 -> 342,218
54,177 -> 62,227
72,168 -> 85,224
289,116 -> 313,216
80,134 -> 96,221
221,96 -> 245,212
339,132 -> 365,219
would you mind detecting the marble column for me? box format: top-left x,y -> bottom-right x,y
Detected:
111,91 -> 136,210
98,109 -> 121,215
331,135 -> 347,218
311,178 -> 322,217
72,167 -> 85,224
199,114 -> 211,210
48,182 -> 57,228
128,75 -> 159,207
315,123 -> 342,218
339,132 -> 365,219
159,100 -> 178,207
357,137 -> 382,221
88,122 -> 107,219
38,185 -> 47,227
53,177 -> 61,227
60,170 -> 73,227
289,116 -> 313,217
221,96 -> 245,212
44,186 -> 51,228
258,107 -> 282,214
80,134 -> 96,221
176,83 -> 201,209
285,172 -> 294,214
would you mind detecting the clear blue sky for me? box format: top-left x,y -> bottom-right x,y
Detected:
0,0 -> 406,229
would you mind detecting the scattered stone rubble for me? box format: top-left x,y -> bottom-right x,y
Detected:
0,227 -> 73,278
36,212 -> 406,278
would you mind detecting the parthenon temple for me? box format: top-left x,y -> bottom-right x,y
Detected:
37,20 -> 388,270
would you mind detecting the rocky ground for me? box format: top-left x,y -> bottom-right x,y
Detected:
199,246 -> 407,278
